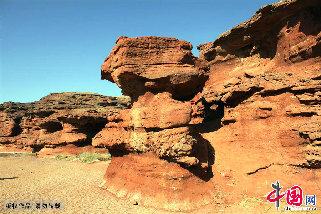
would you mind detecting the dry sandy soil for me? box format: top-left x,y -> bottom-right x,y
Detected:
0,155 -> 174,214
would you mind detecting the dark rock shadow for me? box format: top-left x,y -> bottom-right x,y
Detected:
187,132 -> 215,182
184,99 -> 225,181
107,143 -> 131,157
31,144 -> 45,153
12,117 -> 23,136
195,99 -> 224,134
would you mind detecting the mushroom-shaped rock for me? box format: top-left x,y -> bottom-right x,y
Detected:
101,36 -> 208,100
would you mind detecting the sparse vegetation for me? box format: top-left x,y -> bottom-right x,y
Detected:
55,154 -> 77,161
0,152 -> 36,158
77,152 -> 111,163
55,152 -> 111,163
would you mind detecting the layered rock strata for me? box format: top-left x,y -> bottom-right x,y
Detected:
98,36 -> 213,170
0,92 -> 130,154
98,36 -> 216,210
198,0 -> 321,171
99,0 -> 321,210
101,36 -> 208,101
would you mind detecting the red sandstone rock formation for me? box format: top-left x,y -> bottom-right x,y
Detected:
198,0 -> 321,63
198,0 -> 321,171
101,36 -> 208,100
98,0 -> 321,211
1,0 -> 321,212
98,36 -> 216,210
103,153 -> 216,211
0,92 -> 130,154
98,36 -> 213,170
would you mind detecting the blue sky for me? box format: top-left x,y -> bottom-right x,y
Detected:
0,0 -> 276,103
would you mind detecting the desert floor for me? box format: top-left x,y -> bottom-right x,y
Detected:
0,155 -> 175,214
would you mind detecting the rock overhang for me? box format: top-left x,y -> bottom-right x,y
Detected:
101,36 -> 209,101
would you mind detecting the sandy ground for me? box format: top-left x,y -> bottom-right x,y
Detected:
0,155 -> 174,214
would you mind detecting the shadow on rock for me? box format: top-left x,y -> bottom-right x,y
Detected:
187,132 -> 215,182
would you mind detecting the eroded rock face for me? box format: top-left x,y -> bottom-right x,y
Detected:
197,0 -> 321,170
0,92 -> 130,154
99,36 -> 214,171
98,36 -> 216,209
130,92 -> 192,129
198,0 -> 321,63
102,153 -> 218,211
99,0 -> 321,211
101,36 -> 208,100
0,112 -> 16,137
94,125 -> 212,167
93,92 -> 212,168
